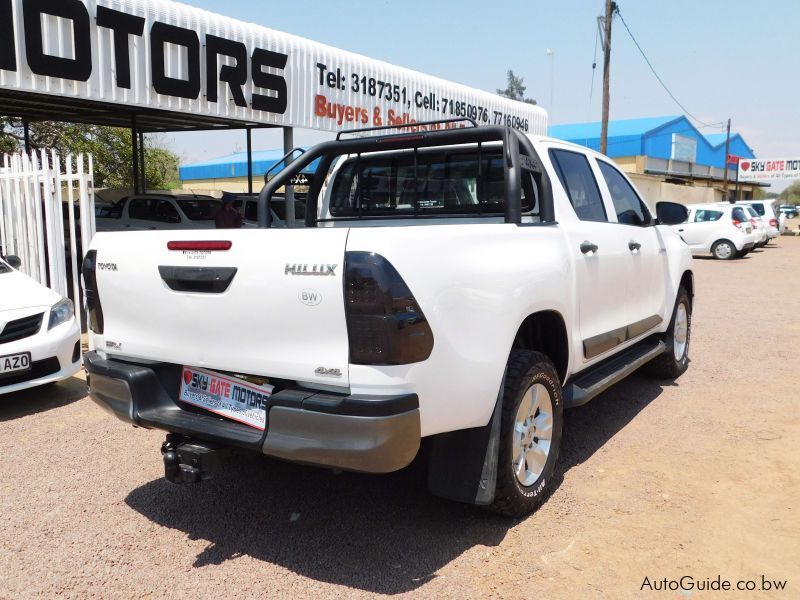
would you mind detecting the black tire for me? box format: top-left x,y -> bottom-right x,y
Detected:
711,239 -> 736,260
489,350 -> 564,517
645,286 -> 691,379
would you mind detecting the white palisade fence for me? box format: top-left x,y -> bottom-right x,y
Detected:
0,151 -> 95,330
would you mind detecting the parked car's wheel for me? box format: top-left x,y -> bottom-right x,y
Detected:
711,239 -> 736,260
489,350 -> 564,517
645,286 -> 691,379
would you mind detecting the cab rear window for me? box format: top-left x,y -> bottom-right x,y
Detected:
329,148 -> 535,218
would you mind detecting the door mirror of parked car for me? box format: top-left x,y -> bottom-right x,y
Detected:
5,255 -> 22,269
655,201 -> 689,225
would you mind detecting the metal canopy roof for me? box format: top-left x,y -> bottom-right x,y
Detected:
0,89 -> 277,133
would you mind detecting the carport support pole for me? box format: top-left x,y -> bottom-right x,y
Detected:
283,127 -> 296,228
131,115 -> 140,195
22,120 -> 31,155
138,131 -> 146,193
246,127 -> 253,195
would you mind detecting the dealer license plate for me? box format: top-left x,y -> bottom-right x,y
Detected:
179,366 -> 274,430
0,352 -> 31,375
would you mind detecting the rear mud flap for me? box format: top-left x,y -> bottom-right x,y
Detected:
427,375 -> 504,506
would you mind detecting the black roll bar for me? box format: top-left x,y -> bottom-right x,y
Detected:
257,125 -> 553,228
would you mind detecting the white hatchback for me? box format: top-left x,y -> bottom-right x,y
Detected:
0,255 -> 82,394
671,203 -> 758,259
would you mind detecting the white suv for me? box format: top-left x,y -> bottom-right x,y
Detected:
673,203 -> 758,259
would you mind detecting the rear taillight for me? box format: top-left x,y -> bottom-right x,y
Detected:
769,218 -> 778,228
167,241 -> 232,251
344,252 -> 434,365
82,250 -> 104,334
732,219 -> 742,230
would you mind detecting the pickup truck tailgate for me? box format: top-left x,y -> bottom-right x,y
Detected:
90,228 -> 350,387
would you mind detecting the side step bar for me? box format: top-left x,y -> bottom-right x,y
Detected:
563,338 -> 666,408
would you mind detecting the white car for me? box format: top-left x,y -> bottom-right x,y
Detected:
0,255 -> 81,394
84,124 -> 694,517
672,203 -> 758,259
737,204 -> 768,247
96,194 -> 221,232
738,200 -> 781,241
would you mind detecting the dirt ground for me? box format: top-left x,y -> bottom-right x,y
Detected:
1,238 -> 798,599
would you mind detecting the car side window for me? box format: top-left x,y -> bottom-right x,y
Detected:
749,204 -> 765,216
151,199 -> 180,223
596,161 -> 652,226
244,201 -> 258,221
731,207 -> 747,222
128,199 -> 149,219
549,149 -> 607,222
694,210 -> 722,222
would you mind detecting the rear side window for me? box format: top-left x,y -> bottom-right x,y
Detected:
731,207 -> 748,222
694,210 -> 722,222
129,198 -> 181,223
177,199 -> 222,221
749,203 -> 765,216
597,161 -> 651,226
549,149 -> 607,222
329,148 -> 536,218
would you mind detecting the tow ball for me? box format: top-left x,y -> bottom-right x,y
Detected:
160,434 -> 227,485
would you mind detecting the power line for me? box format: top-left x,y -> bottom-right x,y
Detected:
615,6 -> 721,129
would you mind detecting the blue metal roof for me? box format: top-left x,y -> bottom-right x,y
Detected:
549,116 -> 681,141
549,115 -> 755,169
180,149 -> 318,181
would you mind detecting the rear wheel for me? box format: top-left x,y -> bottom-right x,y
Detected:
489,350 -> 564,517
645,286 -> 691,379
711,239 -> 736,260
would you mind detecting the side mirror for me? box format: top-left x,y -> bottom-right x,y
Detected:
656,201 -> 689,225
5,255 -> 21,269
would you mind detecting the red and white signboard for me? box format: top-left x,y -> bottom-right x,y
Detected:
738,157 -> 800,182
179,366 -> 273,430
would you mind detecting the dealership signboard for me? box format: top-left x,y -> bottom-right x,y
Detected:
0,0 -> 547,135
737,157 -> 800,182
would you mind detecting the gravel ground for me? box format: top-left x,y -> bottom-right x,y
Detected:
1,238 -> 798,599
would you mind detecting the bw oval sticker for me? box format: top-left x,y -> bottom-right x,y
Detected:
299,289 -> 322,306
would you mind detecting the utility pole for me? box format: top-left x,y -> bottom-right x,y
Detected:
599,0 -> 616,155
722,118 -> 731,202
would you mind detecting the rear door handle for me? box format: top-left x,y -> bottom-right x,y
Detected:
629,241 -> 642,252
678,228 -> 685,232
580,241 -> 599,255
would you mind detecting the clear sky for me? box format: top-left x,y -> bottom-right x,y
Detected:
166,0 -> 800,191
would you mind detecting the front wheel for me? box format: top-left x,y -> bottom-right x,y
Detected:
489,350 -> 564,517
645,286 -> 691,379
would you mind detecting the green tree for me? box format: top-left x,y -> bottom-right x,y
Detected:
0,118 -> 179,189
497,70 -> 537,105
777,180 -> 800,205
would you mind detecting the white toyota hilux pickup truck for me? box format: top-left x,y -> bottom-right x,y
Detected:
84,121 -> 693,516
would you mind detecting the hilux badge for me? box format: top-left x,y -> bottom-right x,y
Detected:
285,264 -> 337,276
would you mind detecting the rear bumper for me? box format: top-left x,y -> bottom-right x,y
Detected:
84,351 -> 420,473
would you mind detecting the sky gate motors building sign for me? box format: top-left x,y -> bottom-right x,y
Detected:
0,0 -> 546,135
737,157 -> 800,182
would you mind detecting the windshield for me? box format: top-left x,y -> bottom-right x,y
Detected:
176,198 -> 222,220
